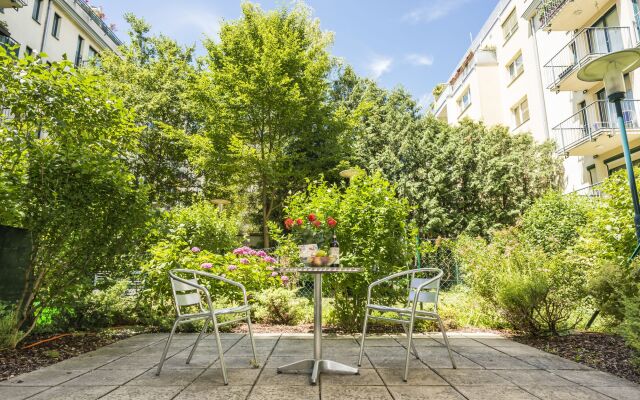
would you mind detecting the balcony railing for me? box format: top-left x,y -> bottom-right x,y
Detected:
545,27 -> 633,91
538,0 -> 569,29
567,182 -> 604,198
71,0 -> 122,46
553,99 -> 640,154
0,34 -> 19,57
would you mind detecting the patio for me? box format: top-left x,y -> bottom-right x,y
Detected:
1,332 -> 638,400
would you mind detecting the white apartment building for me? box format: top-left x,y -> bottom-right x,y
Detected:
0,0 -> 121,65
433,0 -> 640,195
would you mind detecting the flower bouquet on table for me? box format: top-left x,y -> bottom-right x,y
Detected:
283,213 -> 340,267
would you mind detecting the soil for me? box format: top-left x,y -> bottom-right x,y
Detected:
513,332 -> 640,384
0,328 -> 143,381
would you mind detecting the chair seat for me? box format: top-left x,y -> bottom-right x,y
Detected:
180,305 -> 251,320
367,303 -> 437,318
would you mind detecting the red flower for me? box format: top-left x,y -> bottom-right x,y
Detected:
327,217 -> 337,228
308,213 -> 317,222
296,218 -> 304,226
284,217 -> 294,230
312,219 -> 322,228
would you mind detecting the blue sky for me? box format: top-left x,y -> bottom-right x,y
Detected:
102,0 -> 496,108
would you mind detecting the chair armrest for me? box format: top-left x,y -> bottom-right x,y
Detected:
366,268 -> 443,307
192,270 -> 249,305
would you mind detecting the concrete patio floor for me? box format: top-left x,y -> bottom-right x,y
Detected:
1,332 -> 639,400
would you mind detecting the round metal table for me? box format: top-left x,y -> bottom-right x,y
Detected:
276,266 -> 362,385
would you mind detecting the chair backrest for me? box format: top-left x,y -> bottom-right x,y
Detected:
407,269 -> 442,306
169,270 -> 204,316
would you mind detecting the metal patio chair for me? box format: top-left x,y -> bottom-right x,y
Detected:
358,268 -> 456,382
156,269 -> 258,385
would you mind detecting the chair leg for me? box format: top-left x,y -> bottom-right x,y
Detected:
402,321 -> 420,359
246,311 -> 259,367
156,319 -> 179,376
186,318 -> 209,364
358,309 -> 369,367
436,315 -> 457,369
212,316 -> 228,385
403,317 -> 415,382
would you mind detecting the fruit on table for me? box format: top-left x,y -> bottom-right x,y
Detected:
315,250 -> 327,257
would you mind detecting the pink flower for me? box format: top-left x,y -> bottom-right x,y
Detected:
239,258 -> 249,265
256,250 -> 267,257
263,256 -> 277,263
271,272 -> 278,277
248,249 -> 257,256
266,266 -> 274,271
281,275 -> 289,284
228,264 -> 237,271
191,247 -> 201,253
233,246 -> 251,255
200,262 -> 212,269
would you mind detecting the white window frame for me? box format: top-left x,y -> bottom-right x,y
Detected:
502,9 -> 518,42
507,52 -> 524,82
512,97 -> 530,128
457,87 -> 472,114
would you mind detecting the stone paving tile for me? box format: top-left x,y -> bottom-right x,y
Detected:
387,385 -> 465,400
248,385 -> 319,400
98,355 -> 159,370
522,385 -> 612,400
359,338 -> 403,347
52,355 -> 118,371
61,368 -> 148,386
175,384 -> 252,400
321,368 -> 383,386
435,369 -> 516,386
551,369 -> 639,387
28,385 -> 117,400
126,368 -> 204,386
455,385 -> 540,400
434,338 -> 485,347
417,348 -> 481,369
211,356 -> 261,369
457,350 -> 537,369
159,351 -> 217,370
100,385 -> 183,400
0,368 -> 86,386
321,385 -> 392,400
592,386 -> 640,400
377,368 -> 447,386
493,369 -> 575,386
256,368 -> 314,386
0,386 -> 48,400
192,368 -> 260,386
515,353 -> 592,370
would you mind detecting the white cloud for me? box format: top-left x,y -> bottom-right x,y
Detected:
367,56 -> 393,79
403,0 -> 469,23
406,53 -> 434,66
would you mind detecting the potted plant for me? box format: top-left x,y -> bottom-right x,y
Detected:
283,213 -> 338,266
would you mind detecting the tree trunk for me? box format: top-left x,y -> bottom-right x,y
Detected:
262,188 -> 270,248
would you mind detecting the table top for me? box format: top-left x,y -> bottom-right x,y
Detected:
277,266 -> 362,274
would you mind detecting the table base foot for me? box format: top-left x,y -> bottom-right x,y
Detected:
277,359 -> 359,384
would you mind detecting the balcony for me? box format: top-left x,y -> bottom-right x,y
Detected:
67,0 -> 122,46
554,100 -> 640,156
0,0 -> 26,8
538,0 -> 610,32
545,27 -> 633,92
567,182 -> 604,198
0,34 -> 19,57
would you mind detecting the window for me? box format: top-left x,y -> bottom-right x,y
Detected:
502,10 -> 518,41
457,87 -> 471,112
512,97 -> 530,127
52,13 -> 61,39
88,46 -> 98,59
75,36 -> 84,66
26,46 -> 33,56
507,53 -> 524,81
32,0 -> 43,22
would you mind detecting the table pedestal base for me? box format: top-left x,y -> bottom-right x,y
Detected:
277,359 -> 359,385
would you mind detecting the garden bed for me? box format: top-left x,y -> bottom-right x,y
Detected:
513,332 -> 640,384
0,328 -> 144,381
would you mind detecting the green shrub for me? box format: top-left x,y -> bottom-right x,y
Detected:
167,202 -> 242,254
283,171 -> 415,331
0,302 -> 20,349
438,286 -> 505,330
455,231 -> 587,335
620,287 -> 640,353
254,287 -> 311,325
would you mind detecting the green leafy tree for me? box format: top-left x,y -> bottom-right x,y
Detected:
99,14 -> 204,207
203,2 -> 336,246
0,50 -> 150,346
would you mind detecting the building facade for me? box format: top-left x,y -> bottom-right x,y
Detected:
0,0 -> 120,65
433,0 -> 640,195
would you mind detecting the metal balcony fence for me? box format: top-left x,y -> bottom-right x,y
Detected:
538,0 -> 570,29
544,27 -> 632,90
0,34 -> 19,57
567,183 -> 604,198
553,99 -> 640,154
